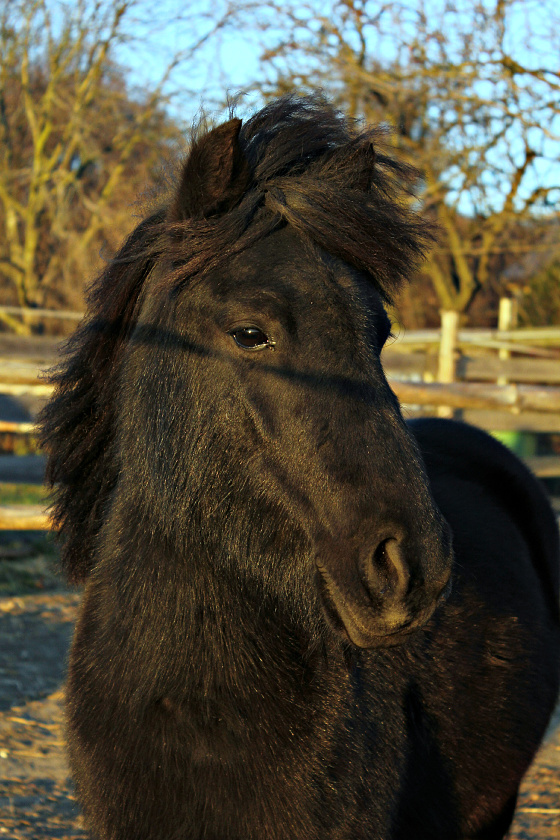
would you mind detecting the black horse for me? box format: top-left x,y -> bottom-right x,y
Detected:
40,95 -> 559,840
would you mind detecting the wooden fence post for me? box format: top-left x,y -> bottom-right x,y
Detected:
437,310 -> 459,418
497,297 -> 519,386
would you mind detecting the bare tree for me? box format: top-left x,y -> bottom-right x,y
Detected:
0,0 -> 238,332
250,0 -> 560,321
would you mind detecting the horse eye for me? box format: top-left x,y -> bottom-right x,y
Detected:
229,326 -> 272,350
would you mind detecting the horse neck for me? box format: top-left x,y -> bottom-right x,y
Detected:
83,518 -> 397,839
97,516 -> 346,713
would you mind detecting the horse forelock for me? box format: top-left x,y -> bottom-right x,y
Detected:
159,94 -> 434,302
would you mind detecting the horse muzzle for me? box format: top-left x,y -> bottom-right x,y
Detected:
314,522 -> 453,648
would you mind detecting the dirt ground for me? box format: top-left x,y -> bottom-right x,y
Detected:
0,577 -> 559,839
0,590 -> 85,838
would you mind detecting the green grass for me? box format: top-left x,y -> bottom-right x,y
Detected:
0,483 -> 49,506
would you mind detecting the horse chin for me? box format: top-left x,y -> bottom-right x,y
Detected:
316,564 -> 447,649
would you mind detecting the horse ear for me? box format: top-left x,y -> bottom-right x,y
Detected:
170,118 -> 251,221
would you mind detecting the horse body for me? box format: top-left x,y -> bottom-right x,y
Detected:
396,419 -> 560,838
40,95 -> 559,840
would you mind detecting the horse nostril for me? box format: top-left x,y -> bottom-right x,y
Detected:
365,537 -> 410,599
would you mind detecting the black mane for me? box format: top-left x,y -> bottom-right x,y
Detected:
164,93 -> 433,299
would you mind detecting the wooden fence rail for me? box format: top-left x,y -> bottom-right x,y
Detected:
390,381 -> 560,414
0,505 -> 49,530
394,326 -> 560,350
0,305 -> 83,322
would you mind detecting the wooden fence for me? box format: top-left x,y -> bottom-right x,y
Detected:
1,302 -> 559,529
382,299 -> 560,433
0,505 -> 49,531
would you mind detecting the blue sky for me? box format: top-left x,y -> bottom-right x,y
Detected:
115,1 -> 267,121
112,0 -> 559,216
